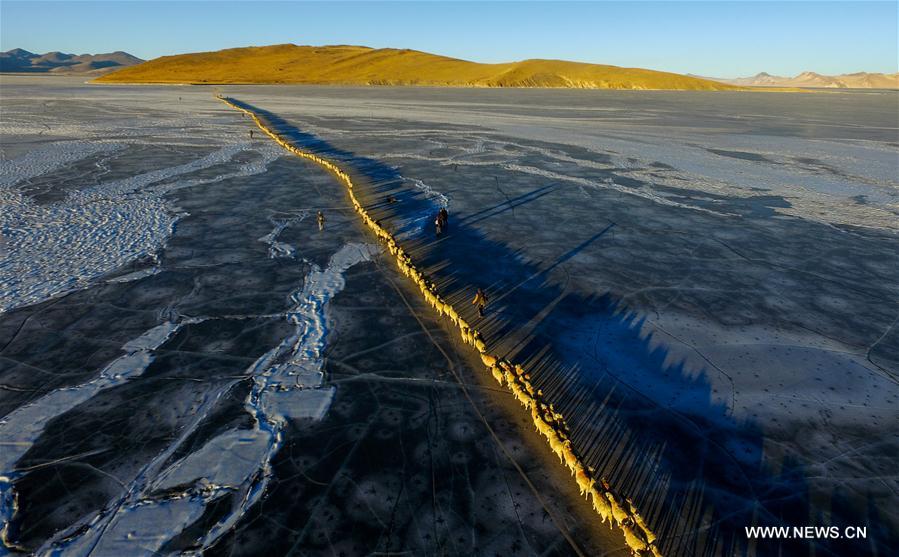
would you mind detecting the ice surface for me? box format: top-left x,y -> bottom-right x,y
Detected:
2,77 -> 896,556
241,87 -> 898,232
31,243 -> 377,556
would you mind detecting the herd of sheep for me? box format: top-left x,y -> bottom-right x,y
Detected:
217,96 -> 662,557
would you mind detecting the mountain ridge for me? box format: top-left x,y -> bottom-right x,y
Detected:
0,49 -> 143,74
691,70 -> 898,89
94,44 -> 738,90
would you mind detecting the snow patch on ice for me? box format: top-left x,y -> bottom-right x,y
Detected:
0,142 -> 282,313
405,175 -> 449,208
396,175 -> 450,239
105,267 -> 162,284
257,213 -> 308,259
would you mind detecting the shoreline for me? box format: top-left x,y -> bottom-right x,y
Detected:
15,74 -> 896,92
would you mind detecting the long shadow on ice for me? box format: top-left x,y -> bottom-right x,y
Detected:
225,99 -> 894,557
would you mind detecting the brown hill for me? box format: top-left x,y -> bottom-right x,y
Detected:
95,44 -> 738,90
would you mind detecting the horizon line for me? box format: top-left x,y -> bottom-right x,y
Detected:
3,43 -> 898,79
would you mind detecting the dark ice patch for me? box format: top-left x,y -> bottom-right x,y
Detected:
707,148 -> 776,163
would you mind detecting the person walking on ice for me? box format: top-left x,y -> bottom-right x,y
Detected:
472,288 -> 488,317
249,129 -> 254,139
317,210 -> 325,231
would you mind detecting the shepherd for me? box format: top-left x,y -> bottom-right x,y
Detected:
472,288 -> 488,317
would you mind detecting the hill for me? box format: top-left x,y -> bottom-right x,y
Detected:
0,48 -> 143,74
696,70 -> 899,89
95,44 -> 738,90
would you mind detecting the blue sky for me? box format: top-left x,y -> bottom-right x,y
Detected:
2,1 -> 896,77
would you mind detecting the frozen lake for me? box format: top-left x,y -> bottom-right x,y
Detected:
1,76 -> 897,556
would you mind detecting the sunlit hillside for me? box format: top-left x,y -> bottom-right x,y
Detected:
95,44 -> 739,90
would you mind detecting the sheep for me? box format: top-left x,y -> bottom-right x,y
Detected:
547,432 -> 566,464
460,326 -> 470,344
465,331 -> 482,344
536,418 -> 555,441
562,444 -> 579,474
575,467 -> 593,498
589,487 -> 612,523
606,492 -> 629,525
530,406 -> 542,428
628,503 -> 656,544
507,379 -> 523,397
621,523 -> 649,553
509,382 -> 534,409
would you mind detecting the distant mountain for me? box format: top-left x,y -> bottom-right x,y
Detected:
95,44 -> 738,91
694,71 -> 899,89
0,49 -> 143,74
725,72 -> 785,86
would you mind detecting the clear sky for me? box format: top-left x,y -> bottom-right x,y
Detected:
2,1 -> 897,77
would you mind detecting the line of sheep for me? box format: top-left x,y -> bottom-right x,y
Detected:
217,96 -> 662,557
